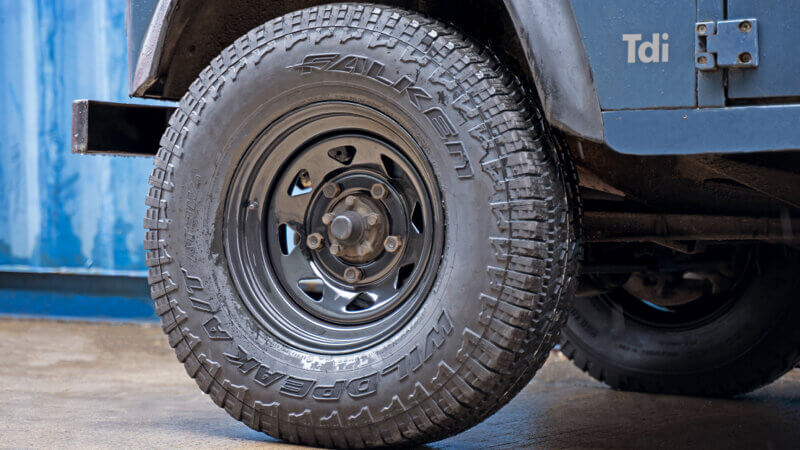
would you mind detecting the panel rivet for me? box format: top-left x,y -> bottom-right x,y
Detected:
738,52 -> 752,64
739,21 -> 751,33
696,24 -> 707,34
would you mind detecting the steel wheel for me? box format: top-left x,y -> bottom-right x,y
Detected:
225,102 -> 444,354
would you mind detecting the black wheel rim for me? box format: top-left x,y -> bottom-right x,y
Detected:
224,102 -> 444,354
599,247 -> 755,329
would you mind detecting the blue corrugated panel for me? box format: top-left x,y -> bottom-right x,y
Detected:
0,0 -> 167,320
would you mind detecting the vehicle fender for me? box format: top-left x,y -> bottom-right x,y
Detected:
503,0 -> 603,142
132,0 -> 604,141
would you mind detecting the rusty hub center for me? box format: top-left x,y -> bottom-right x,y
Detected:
325,195 -> 388,264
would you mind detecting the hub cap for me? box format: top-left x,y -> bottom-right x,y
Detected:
224,102 -> 444,353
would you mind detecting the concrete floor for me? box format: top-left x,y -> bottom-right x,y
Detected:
1,318 -> 799,449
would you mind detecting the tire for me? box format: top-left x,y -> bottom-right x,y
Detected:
144,3 -> 577,447
562,245 -> 800,397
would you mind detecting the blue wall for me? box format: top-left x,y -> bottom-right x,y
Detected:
0,0 -> 164,320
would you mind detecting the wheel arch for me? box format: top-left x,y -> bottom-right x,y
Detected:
131,0 -> 603,141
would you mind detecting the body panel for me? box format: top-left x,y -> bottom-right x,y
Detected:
125,0 -> 159,91
727,0 -> 800,99
129,0 -> 174,97
604,105 -> 800,154
571,0 -> 696,110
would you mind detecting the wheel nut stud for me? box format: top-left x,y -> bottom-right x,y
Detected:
306,233 -> 324,250
370,183 -> 387,200
330,244 -> 342,256
344,267 -> 362,283
345,195 -> 356,207
322,183 -> 341,199
384,235 -> 402,253
367,213 -> 380,227
322,212 -> 335,225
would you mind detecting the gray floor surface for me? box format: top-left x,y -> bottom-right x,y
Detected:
1,318 -> 798,449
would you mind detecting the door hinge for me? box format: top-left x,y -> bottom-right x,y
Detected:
695,18 -> 758,71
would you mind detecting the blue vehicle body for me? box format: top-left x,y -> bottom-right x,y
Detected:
69,0 -> 800,244
570,0 -> 800,154
122,0 -> 800,157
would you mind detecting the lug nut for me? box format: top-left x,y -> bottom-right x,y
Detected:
322,183 -> 341,199
370,183 -> 388,200
384,235 -> 403,253
322,212 -> 335,225
344,195 -> 357,207
343,267 -> 362,283
366,213 -> 380,227
329,244 -> 342,256
306,233 -> 324,250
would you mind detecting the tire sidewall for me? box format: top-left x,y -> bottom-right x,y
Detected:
566,247 -> 800,375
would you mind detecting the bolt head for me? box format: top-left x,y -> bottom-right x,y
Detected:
306,233 -> 324,250
329,244 -> 342,256
344,195 -> 357,207
322,212 -> 335,225
370,183 -> 388,200
697,55 -> 708,65
696,24 -> 707,34
384,236 -> 402,253
322,183 -> 341,199
343,267 -> 362,283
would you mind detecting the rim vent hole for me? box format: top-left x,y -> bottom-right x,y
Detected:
328,145 -> 356,165
346,293 -> 374,311
289,169 -> 313,196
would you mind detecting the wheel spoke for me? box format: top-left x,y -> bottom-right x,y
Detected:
348,140 -> 388,168
399,234 -> 424,265
319,285 -> 359,313
369,274 -> 401,300
273,190 -> 311,224
279,247 -> 316,286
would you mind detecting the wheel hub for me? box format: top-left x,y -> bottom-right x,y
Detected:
322,193 -> 388,265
